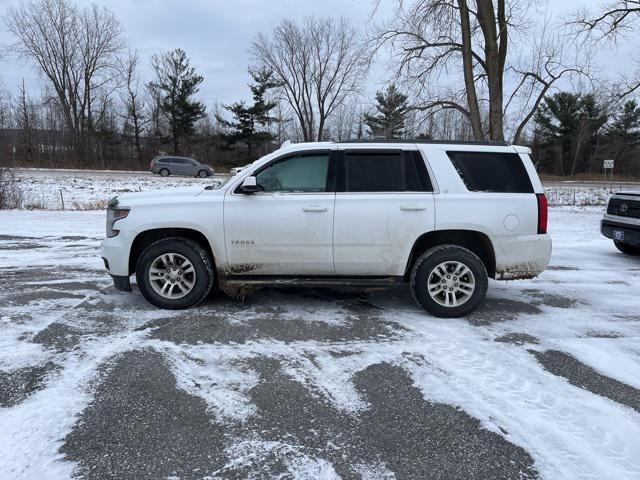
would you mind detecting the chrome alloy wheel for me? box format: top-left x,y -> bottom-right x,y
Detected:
148,253 -> 196,299
427,261 -> 476,307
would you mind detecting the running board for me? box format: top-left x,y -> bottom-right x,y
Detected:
220,275 -> 404,289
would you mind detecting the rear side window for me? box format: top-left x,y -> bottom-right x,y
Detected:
343,151 -> 432,192
447,151 -> 533,193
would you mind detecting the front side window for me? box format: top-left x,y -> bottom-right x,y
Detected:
255,153 -> 330,193
343,151 -> 432,192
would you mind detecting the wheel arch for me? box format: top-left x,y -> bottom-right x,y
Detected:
404,230 -> 496,280
129,228 -> 215,275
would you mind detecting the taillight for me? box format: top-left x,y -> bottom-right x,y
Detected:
536,193 -> 548,234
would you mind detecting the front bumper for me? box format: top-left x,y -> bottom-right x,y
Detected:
601,219 -> 640,246
101,234 -> 131,275
101,234 -> 133,293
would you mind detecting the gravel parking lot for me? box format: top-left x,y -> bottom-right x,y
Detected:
1,207 -> 640,479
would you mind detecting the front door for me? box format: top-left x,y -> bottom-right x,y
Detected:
224,150 -> 336,276
333,149 -> 436,276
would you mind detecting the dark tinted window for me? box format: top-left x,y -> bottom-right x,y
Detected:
343,151 -> 432,192
447,151 -> 533,193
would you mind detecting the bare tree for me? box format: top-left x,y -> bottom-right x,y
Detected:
574,1 -> 640,98
6,0 -> 123,154
120,50 -> 148,166
374,0 -> 586,142
252,16 -> 369,142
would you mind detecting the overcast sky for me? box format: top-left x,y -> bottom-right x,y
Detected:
0,0 -> 638,108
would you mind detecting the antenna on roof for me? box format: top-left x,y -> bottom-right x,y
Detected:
281,140 -> 293,148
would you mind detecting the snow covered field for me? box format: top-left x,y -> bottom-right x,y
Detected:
1,206 -> 640,479
13,168 -> 229,209
11,167 -> 640,209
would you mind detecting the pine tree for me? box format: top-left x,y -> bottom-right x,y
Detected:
607,100 -> 640,142
363,85 -> 409,139
148,48 -> 205,154
216,67 -> 281,160
533,92 -> 609,175
604,100 -> 640,174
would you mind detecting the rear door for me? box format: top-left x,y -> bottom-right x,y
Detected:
170,158 -> 188,175
333,148 -> 435,276
223,150 -> 336,275
167,158 -> 183,175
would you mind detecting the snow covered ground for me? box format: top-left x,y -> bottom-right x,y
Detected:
1,206 -> 640,479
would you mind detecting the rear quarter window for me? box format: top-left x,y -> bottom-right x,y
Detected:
446,151 -> 533,193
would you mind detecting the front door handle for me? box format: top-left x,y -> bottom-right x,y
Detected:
400,205 -> 427,211
303,206 -> 329,212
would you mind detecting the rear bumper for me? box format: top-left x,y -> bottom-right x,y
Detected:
493,234 -> 552,280
601,219 -> 640,246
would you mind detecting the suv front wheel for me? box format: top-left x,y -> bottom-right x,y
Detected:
410,245 -> 488,318
136,237 -> 214,309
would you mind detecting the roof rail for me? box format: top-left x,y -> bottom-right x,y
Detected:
336,139 -> 511,146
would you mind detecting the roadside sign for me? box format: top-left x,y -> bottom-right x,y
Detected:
603,159 -> 615,192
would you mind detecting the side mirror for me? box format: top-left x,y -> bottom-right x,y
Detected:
239,176 -> 260,194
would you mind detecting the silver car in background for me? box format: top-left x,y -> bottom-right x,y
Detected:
150,156 -> 215,178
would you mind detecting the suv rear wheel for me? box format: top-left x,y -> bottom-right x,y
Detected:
159,168 -> 170,177
136,237 -> 214,309
614,240 -> 640,256
410,245 -> 488,318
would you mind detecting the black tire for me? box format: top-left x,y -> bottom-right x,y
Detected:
614,240 -> 640,256
197,169 -> 209,178
410,244 -> 488,318
136,237 -> 214,309
159,168 -> 170,177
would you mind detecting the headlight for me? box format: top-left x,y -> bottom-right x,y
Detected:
106,204 -> 130,238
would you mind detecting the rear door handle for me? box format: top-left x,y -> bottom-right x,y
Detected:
303,206 -> 329,212
400,205 -> 427,211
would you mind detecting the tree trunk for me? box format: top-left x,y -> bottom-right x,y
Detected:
476,0 -> 506,141
457,0 -> 484,140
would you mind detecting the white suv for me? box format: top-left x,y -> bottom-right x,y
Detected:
101,140 -> 551,317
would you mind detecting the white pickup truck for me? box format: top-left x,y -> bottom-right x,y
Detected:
101,140 -> 551,317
